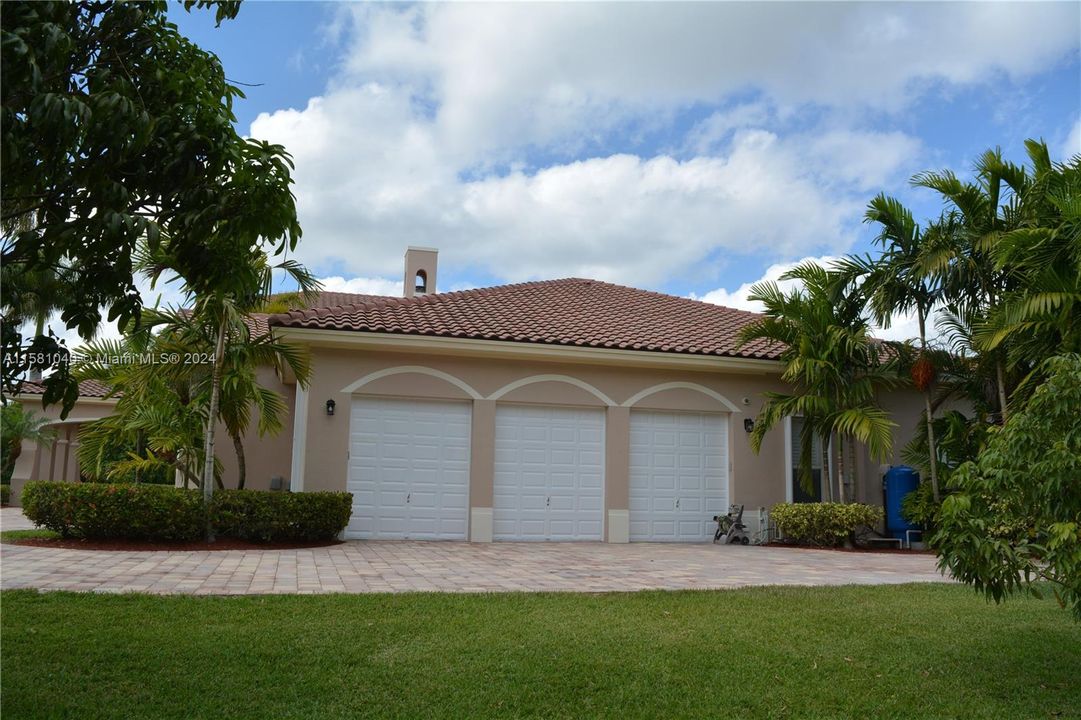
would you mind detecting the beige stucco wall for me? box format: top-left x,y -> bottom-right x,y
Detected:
9,397 -> 117,505
854,389 -> 955,511
212,366 -> 296,491
294,346 -> 800,540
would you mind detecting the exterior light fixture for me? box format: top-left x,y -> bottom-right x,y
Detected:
743,418 -> 755,433
326,399 -> 336,416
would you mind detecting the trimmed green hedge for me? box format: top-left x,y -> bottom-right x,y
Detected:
21,482 -> 352,543
210,490 -> 353,542
1,484 -> 10,505
771,502 -> 883,546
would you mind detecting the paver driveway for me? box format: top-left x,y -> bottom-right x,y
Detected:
1,511 -> 947,595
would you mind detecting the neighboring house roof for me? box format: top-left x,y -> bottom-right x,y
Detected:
268,278 -> 781,360
17,378 -> 113,399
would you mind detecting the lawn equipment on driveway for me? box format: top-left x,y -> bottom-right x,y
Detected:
713,504 -> 749,545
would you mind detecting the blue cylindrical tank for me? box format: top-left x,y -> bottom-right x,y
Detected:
883,465 -> 920,540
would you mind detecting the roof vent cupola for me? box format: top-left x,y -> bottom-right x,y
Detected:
403,247 -> 438,298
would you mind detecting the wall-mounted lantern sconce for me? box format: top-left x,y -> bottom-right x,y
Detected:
326,398 -> 336,416
743,418 -> 755,433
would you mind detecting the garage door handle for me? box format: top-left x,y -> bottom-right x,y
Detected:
546,497 -> 550,507
406,493 -> 411,503
675,499 -> 680,509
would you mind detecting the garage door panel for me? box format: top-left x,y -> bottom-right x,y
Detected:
679,476 -> 703,492
579,473 -> 603,489
494,405 -> 605,541
346,398 -> 471,540
579,496 -> 603,512
680,496 -> 703,512
630,410 -> 728,542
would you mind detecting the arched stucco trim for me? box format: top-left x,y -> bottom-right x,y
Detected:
621,382 -> 742,412
339,366 -> 483,400
488,374 -> 617,406
41,418 -> 107,427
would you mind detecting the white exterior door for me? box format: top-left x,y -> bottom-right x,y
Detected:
629,410 -> 729,542
493,405 -> 605,541
346,397 -> 471,540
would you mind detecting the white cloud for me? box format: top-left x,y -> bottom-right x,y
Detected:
691,256 -> 843,312
243,2 -> 1074,307
1063,118 -> 1081,160
692,255 -> 924,343
252,88 -> 921,286
318,275 -> 401,297
334,2 -> 1079,159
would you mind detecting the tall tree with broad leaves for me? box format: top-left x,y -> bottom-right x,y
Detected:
1,0 -> 300,414
738,262 -> 902,503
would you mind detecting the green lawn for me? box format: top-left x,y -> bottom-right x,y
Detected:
0,529 -> 59,542
2,584 -> 1078,719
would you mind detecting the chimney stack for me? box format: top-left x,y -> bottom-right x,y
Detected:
403,247 -> 438,298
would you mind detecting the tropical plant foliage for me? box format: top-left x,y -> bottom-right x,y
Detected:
934,354 -> 1081,619
833,139 -> 1080,616
1,0 -> 300,413
738,262 -> 902,500
1,402 -> 53,484
73,321 -> 213,488
74,247 -> 316,493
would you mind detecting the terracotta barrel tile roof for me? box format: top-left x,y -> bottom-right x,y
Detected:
268,278 -> 781,360
17,378 -> 113,398
247,291 -> 392,336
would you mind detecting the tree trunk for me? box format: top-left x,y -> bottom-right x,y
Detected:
201,318 -> 228,541
820,435 -> 830,503
232,430 -> 246,490
836,436 -> 846,504
995,359 -> 1009,423
29,315 -> 45,381
917,310 -> 940,502
848,437 -> 857,503
134,431 -> 145,483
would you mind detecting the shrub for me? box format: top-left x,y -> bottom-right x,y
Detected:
22,481 -> 203,541
771,502 -> 883,546
1,484 -> 10,505
210,490 -> 352,542
935,353 -> 1081,620
901,481 -> 956,534
21,482 -> 352,543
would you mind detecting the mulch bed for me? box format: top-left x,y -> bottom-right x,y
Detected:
761,541 -> 934,555
5,537 -> 344,552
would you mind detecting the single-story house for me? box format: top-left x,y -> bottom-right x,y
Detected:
11,247 -> 925,542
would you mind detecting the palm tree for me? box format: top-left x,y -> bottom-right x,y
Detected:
1,402 -> 54,483
976,142 -> 1081,371
912,146 -> 1035,421
834,197 -> 951,501
74,324 -> 210,487
739,262 -> 901,503
141,246 -> 319,527
156,306 -> 312,490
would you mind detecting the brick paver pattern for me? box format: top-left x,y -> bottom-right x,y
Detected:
0,508 -> 948,595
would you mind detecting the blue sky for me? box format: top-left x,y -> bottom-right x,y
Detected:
172,1 -> 1080,336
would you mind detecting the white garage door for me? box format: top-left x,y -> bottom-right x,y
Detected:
494,405 -> 605,541
629,410 -> 728,542
346,397 -> 471,540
